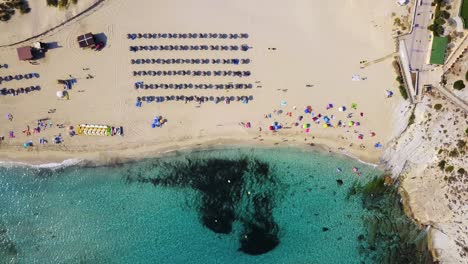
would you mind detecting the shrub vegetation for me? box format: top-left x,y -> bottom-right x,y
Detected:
47,0 -> 78,8
454,80 -> 466,90
0,0 -> 30,21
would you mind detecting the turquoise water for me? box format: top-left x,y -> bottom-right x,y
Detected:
0,147 -> 431,263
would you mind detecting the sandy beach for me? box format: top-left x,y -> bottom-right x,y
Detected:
0,0 -> 405,166
2,0 -> 467,263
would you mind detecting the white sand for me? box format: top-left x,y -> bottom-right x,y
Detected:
0,0 -> 404,165
0,0 -> 101,46
3,1 -> 466,262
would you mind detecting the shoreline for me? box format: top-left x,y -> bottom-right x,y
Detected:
0,135 -> 382,168
0,0 -> 447,261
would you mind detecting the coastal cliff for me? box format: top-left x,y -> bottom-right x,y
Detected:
383,91 -> 467,264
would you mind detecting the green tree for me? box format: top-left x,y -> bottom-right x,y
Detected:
435,25 -> 444,36
438,160 -> 446,170
440,10 -> 450,19
435,17 -> 446,25
453,80 -> 465,90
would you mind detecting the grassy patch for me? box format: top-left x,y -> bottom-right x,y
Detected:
430,36 -> 448,65
461,0 -> 468,29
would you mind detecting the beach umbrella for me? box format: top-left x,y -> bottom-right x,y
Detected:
354,122 -> 360,126
351,103 -> 358,109
323,116 -> 330,123
323,124 -> 328,128
56,90 -> 65,98
348,121 -> 354,127
281,100 -> 287,106
269,126 -> 274,131
358,134 -> 364,140
338,106 -> 346,112
305,128 -> 310,133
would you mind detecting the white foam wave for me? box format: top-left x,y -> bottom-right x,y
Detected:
0,159 -> 82,169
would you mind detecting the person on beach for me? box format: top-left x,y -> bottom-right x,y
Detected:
6,113 -> 13,121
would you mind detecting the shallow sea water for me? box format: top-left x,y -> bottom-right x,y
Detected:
0,147 -> 431,264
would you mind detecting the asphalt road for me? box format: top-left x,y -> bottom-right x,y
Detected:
405,0 -> 435,72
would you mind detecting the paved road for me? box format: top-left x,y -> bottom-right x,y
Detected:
405,0 -> 435,72
436,85 -> 468,112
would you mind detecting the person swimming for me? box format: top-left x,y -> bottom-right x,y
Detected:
353,167 -> 361,176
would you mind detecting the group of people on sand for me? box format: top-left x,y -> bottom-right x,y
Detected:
2,111 -> 70,147
258,101 -> 382,150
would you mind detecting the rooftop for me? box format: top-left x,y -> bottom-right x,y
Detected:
77,33 -> 95,48
16,46 -> 33,61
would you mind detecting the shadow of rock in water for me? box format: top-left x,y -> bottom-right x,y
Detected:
124,156 -> 283,255
348,177 -> 434,264
0,223 -> 18,263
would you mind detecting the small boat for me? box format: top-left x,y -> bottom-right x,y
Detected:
336,168 -> 342,173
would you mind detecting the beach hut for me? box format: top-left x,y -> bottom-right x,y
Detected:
16,46 -> 34,61
77,33 -> 96,49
